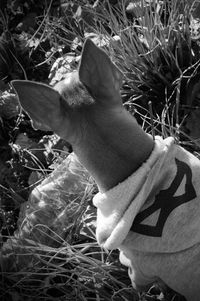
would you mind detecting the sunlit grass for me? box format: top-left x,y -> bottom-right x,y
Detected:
1,1 -> 200,300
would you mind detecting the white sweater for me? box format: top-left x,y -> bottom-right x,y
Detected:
93,136 -> 200,301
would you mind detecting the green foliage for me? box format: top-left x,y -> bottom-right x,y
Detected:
0,0 -> 200,300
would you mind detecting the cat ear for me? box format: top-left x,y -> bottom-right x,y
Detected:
78,39 -> 123,104
11,80 -> 62,131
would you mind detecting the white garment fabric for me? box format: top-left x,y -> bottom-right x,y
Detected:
93,136 -> 200,300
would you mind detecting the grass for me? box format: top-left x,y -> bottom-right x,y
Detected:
1,0 -> 200,300
0,153 -> 138,300
46,0 -> 200,139
1,240 -> 135,300
1,174 -> 137,300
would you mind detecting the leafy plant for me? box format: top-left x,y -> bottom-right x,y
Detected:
1,0 -> 200,300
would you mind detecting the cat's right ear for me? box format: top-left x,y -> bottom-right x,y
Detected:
11,80 -> 62,131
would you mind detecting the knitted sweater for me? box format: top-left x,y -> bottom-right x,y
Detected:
93,137 -> 200,301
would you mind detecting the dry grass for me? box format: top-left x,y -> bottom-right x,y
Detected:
1,1 -> 200,300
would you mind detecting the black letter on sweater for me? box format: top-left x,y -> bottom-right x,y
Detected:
131,158 -> 196,237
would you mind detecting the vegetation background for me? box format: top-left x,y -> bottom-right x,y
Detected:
0,0 -> 200,300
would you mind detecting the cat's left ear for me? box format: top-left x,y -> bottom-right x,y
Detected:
78,39 -> 123,104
